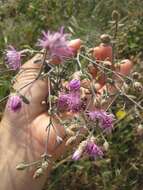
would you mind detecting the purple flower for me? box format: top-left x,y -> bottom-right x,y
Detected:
37,27 -> 73,61
57,92 -> 81,112
68,92 -> 81,112
72,149 -> 83,161
86,141 -> 103,158
57,93 -> 71,111
5,46 -> 22,70
7,94 -> 22,112
69,79 -> 81,91
88,110 -> 114,133
72,140 -> 87,161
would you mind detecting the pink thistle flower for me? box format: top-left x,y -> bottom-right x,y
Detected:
57,92 -> 81,113
72,149 -> 83,161
37,27 -> 74,61
7,94 -> 22,112
72,140 -> 87,161
57,93 -> 71,111
88,110 -> 114,133
5,46 -> 23,70
68,79 -> 81,91
85,141 -> 103,158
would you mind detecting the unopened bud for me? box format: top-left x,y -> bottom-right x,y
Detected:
79,140 -> 87,149
112,10 -> 120,21
103,60 -> 112,68
16,163 -> 28,170
41,161 -> 49,170
33,168 -> 43,179
122,82 -> 129,92
136,124 -> 143,135
103,141 -> 109,151
100,34 -> 111,44
133,82 -> 142,92
132,72 -> 141,80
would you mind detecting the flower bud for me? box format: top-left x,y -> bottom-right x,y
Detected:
100,34 -> 111,44
112,10 -> 120,21
136,124 -> 143,136
103,141 -> 109,151
8,94 -> 22,112
133,82 -> 142,92
132,72 -> 141,80
41,161 -> 49,170
16,163 -> 28,170
72,149 -> 83,161
33,168 -> 43,179
122,82 -> 129,92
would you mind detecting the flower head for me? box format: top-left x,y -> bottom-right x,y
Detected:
37,27 -> 73,61
88,110 -> 114,133
57,93 -> 71,111
57,92 -> 82,113
86,141 -> 103,158
72,149 -> 83,161
7,94 -> 22,112
69,79 -> 81,91
5,46 -> 22,70
72,140 -> 87,161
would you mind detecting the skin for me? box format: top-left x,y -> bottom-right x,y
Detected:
0,40 -> 133,190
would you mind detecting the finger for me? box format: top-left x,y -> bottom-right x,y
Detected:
31,113 -> 66,154
96,59 -> 133,109
116,59 -> 133,76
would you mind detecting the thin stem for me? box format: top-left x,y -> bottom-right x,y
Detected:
80,53 -> 133,83
76,52 -> 83,73
106,93 -> 119,111
16,49 -> 48,93
45,119 -> 52,156
0,95 -> 9,103
112,17 -> 119,63
48,76 -> 52,112
115,83 -> 143,110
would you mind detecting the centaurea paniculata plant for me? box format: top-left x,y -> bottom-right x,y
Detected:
0,13 -> 143,179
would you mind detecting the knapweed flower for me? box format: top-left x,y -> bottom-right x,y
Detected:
7,94 -> 22,112
69,79 -> 81,91
85,141 -> 103,158
72,140 -> 87,160
5,46 -> 23,70
87,110 -> 114,133
57,92 -> 81,112
37,27 -> 73,61
68,92 -> 81,112
72,149 -> 83,161
57,93 -> 71,111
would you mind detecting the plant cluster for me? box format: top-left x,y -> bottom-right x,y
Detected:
0,11 -> 142,183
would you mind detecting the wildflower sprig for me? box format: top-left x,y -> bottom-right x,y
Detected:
0,22 -> 142,180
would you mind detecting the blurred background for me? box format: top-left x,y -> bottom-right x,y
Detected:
0,0 -> 143,189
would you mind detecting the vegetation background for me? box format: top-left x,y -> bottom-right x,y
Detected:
0,0 -> 143,189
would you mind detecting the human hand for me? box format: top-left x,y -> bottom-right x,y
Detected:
0,37 -> 133,190
0,39 -> 81,190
